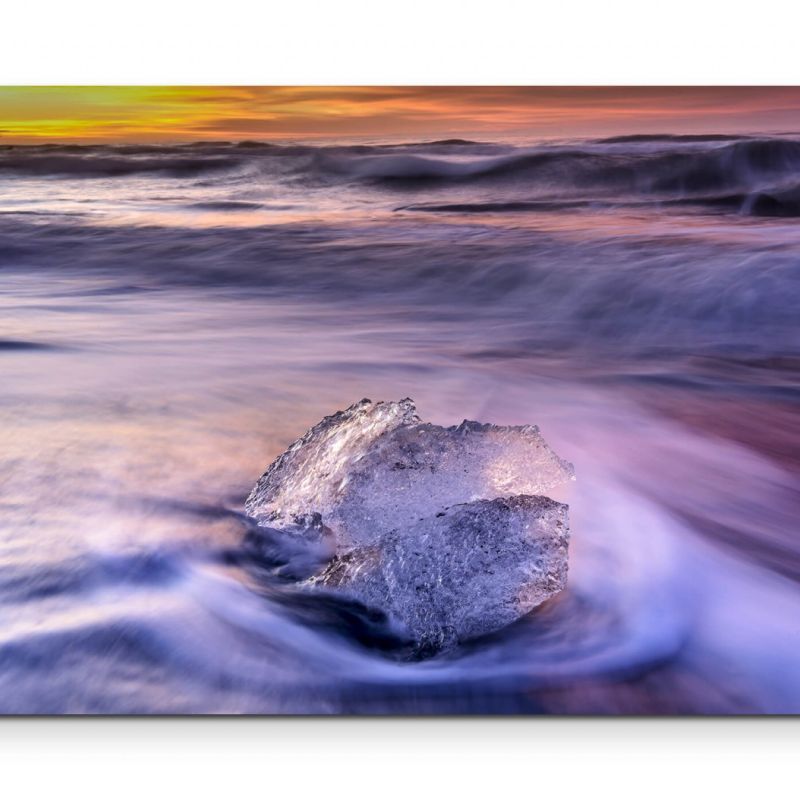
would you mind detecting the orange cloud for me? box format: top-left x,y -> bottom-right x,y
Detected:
2,86 -> 800,143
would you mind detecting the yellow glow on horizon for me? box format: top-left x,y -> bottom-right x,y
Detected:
2,86 -> 800,143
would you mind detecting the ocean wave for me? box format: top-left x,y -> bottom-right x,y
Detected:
315,137 -> 800,198
1,213 -> 797,363
0,151 -> 242,178
7,137 -> 800,206
595,133 -> 750,144
310,148 -> 596,183
397,200 -> 592,213
186,200 -> 264,211
0,338 -> 63,351
400,185 -> 800,217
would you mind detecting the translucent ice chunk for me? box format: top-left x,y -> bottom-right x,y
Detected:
245,398 -> 574,550
245,397 -> 574,650
245,397 -> 419,536
312,495 -> 570,650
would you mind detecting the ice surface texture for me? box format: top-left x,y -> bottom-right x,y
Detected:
245,398 -> 574,650
246,398 -> 422,542
313,495 -> 569,651
246,398 -> 573,548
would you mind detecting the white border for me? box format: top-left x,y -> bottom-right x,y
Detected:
1,718 -> 797,798
2,0 -> 800,85
1,0 -> 799,791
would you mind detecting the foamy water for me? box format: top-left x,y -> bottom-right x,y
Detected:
1,134 -> 799,713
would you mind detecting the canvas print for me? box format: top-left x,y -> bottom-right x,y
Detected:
1,86 -> 798,715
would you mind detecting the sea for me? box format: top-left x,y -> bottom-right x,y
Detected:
1,133 -> 799,713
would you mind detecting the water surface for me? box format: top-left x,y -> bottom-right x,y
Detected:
1,135 -> 799,713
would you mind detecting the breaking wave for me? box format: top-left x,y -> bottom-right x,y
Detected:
4,136 -> 800,217
316,137 -> 800,216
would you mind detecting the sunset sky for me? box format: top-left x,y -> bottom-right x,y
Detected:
2,86 -> 800,143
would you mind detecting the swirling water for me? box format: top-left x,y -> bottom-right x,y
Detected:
1,134 -> 799,713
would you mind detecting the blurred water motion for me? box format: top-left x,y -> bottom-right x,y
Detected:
0,135 -> 799,713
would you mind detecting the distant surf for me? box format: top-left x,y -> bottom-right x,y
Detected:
3,135 -> 800,215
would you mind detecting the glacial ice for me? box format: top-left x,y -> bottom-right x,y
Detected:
245,398 -> 574,650
312,495 -> 569,651
245,398 -> 574,550
246,398 -> 421,541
